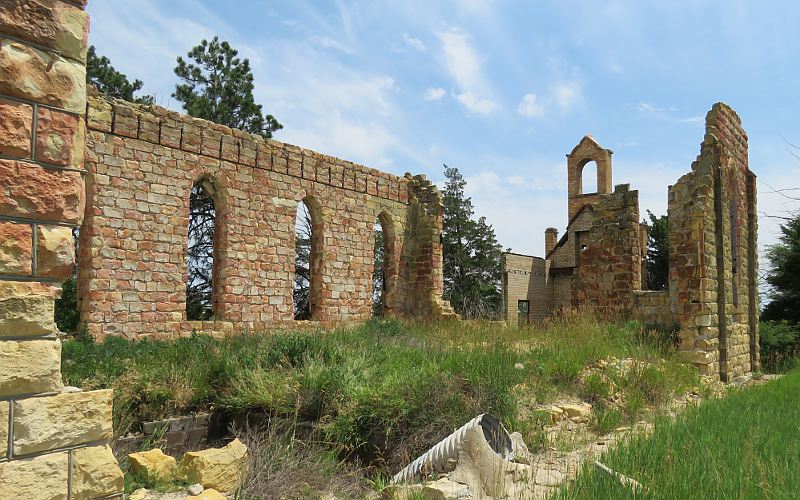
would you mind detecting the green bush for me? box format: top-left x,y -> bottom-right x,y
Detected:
54,275 -> 80,333
760,321 -> 800,373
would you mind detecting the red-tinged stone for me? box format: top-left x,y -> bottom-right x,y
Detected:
0,222 -> 33,275
0,98 -> 33,158
36,225 -> 75,278
0,0 -> 89,60
36,106 -> 84,167
0,160 -> 84,223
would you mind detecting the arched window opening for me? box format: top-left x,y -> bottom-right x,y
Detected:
581,160 -> 598,194
372,219 -> 386,316
294,200 -> 313,320
186,179 -> 217,321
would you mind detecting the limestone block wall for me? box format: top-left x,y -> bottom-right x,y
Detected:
0,0 -> 124,497
632,290 -> 676,326
668,103 -> 759,381
500,253 -> 549,324
566,135 -> 613,221
573,184 -> 644,309
79,94 -> 452,338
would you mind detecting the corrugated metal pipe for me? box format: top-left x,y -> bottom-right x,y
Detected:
390,413 -> 513,484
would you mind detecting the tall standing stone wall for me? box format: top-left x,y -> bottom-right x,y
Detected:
0,0 -> 123,497
668,103 -> 759,381
500,253 -> 549,325
79,94 -> 453,338
573,184 -> 645,309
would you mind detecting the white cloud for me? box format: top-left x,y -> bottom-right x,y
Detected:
423,87 -> 446,101
437,28 -> 483,91
517,93 -> 544,118
553,81 -> 582,112
636,102 -> 704,125
403,33 -> 427,51
455,92 -> 497,115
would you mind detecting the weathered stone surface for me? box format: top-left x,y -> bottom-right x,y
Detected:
0,402 -> 8,459
12,389 -> 113,455
36,107 -> 85,168
0,0 -> 89,60
36,225 -> 75,278
0,221 -> 33,275
187,483 -> 204,495
0,97 -> 33,158
128,448 -> 177,480
0,451 -> 69,500
0,280 -> 58,336
0,339 -> 62,397
0,38 -> 86,113
179,438 -> 248,492
71,444 -> 125,500
0,160 -> 84,223
187,489 -> 226,500
559,402 -> 592,423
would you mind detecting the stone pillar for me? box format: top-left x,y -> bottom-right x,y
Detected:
545,227 -> 558,256
0,1 -> 124,498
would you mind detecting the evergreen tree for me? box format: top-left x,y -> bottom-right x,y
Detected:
441,165 -> 503,318
762,214 -> 800,323
643,210 -> 669,290
174,37 -> 282,138
86,46 -> 154,104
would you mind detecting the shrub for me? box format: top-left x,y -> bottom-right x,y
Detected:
760,321 -> 800,373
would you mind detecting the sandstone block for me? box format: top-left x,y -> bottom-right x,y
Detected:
0,281 -> 57,336
0,38 -> 86,113
0,401 -> 7,459
558,402 -> 592,422
0,160 -> 84,223
0,451 -> 69,500
0,339 -> 62,397
179,438 -> 248,492
71,444 -> 125,500
0,221 -> 33,275
0,97 -> 33,157
36,225 -> 75,278
129,448 -> 178,480
36,107 -> 85,168
0,0 -> 89,60
187,489 -> 226,500
13,389 -> 113,455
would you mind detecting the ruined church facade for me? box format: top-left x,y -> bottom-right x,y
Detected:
502,103 -> 760,381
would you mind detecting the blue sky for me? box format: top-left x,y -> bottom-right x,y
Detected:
86,0 -> 800,260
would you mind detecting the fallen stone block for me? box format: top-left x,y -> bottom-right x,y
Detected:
128,448 -> 177,481
179,438 -> 248,492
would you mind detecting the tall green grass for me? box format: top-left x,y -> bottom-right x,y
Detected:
556,369 -> 800,499
62,314 -> 696,471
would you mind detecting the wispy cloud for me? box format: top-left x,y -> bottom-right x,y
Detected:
310,35 -> 354,53
423,87 -> 446,101
553,81 -> 583,113
517,93 -> 544,117
636,101 -> 704,125
455,92 -> 497,115
402,33 -> 427,51
436,27 -> 496,115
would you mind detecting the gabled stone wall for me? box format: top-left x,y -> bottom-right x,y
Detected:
668,103 -> 759,381
0,1 -> 123,497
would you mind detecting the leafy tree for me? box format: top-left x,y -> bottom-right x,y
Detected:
86,46 -> 154,104
174,37 -> 282,138
762,214 -> 800,323
643,210 -> 669,290
441,165 -> 503,319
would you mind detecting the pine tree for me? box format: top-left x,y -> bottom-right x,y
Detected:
174,37 -> 282,138
643,210 -> 669,290
441,165 -> 503,318
763,214 -> 800,323
86,46 -> 154,104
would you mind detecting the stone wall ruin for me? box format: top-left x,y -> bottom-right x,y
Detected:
78,93 -> 455,339
0,0 -> 124,497
502,104 -> 760,381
